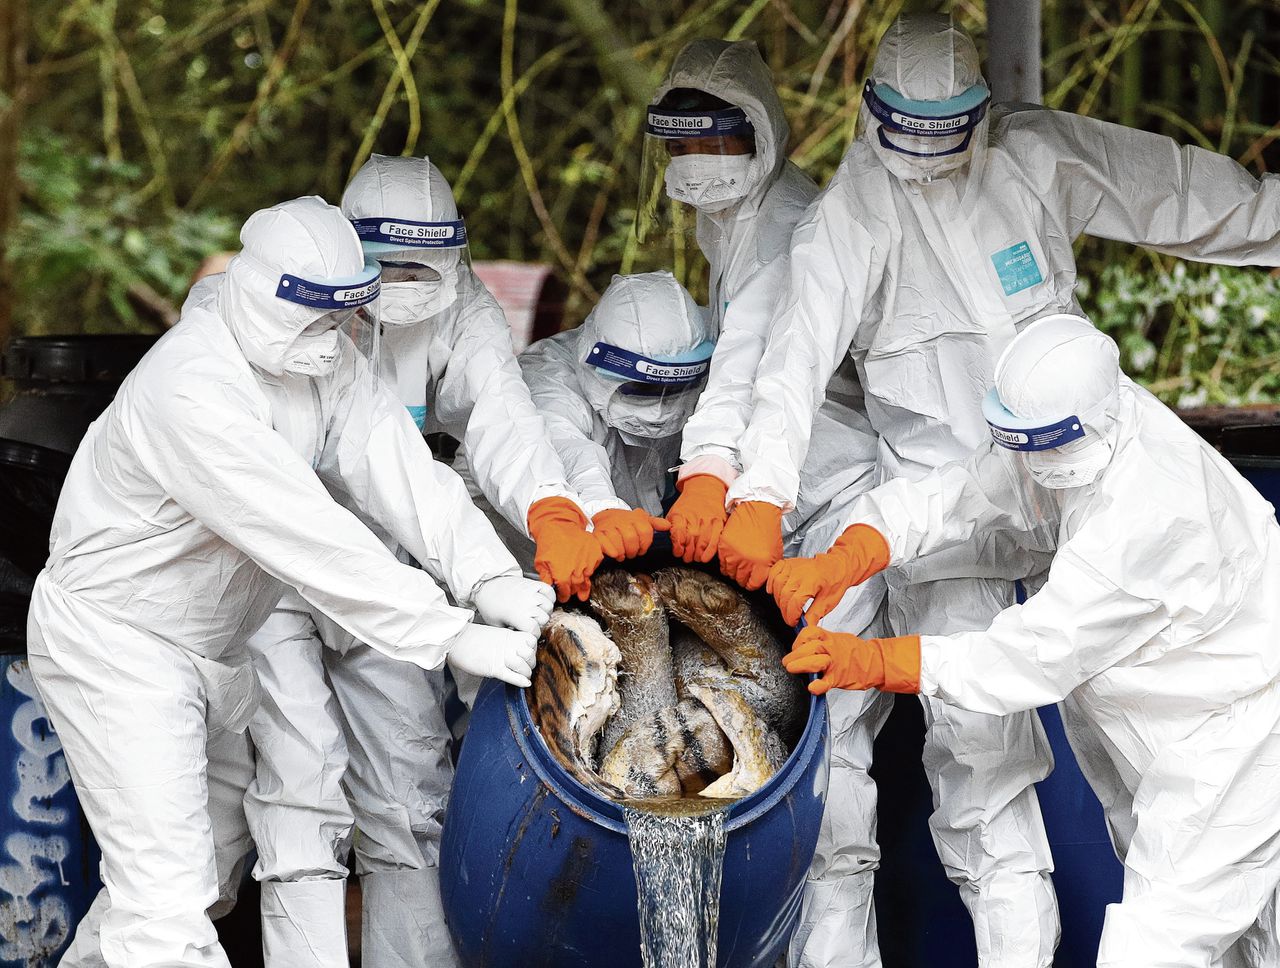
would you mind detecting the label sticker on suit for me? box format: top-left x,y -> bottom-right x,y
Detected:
990,241 -> 1043,296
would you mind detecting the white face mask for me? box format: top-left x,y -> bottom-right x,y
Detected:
603,392 -> 692,440
282,328 -> 341,377
663,154 -> 753,213
380,272 -> 459,327
1023,435 -> 1113,489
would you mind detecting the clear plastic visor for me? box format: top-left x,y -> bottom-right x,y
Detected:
862,79 -> 989,159
585,338 -> 714,401
277,262 -> 380,390
635,106 -> 754,255
352,216 -> 472,271
982,387 -> 1086,452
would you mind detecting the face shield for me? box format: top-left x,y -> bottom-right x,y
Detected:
584,339 -> 715,439
274,261 -> 381,380
862,78 -> 990,180
350,216 -> 470,327
983,387 -> 1115,489
634,103 -> 755,293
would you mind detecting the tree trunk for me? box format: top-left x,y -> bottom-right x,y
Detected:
0,0 -> 27,349
986,0 -> 1043,105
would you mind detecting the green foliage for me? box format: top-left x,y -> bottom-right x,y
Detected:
13,133 -> 237,333
11,0 -> 1280,402
1081,260 -> 1280,407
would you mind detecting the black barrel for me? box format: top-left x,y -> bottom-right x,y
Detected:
1218,424 -> 1280,508
0,335 -> 158,456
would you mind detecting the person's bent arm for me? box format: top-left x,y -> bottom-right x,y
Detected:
768,445 -> 1048,623
1023,108 -> 1280,264
846,444 -> 1050,566
678,254 -> 790,482
432,279 -> 586,533
922,547 -> 1168,715
320,359 -> 523,607
518,333 -> 627,517
131,383 -> 483,670
729,206 -> 880,510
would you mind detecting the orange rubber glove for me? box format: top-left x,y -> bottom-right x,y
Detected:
665,475 -> 729,564
718,501 -> 784,590
766,524 -> 892,627
591,508 -> 671,561
782,626 -> 921,696
528,497 -> 604,603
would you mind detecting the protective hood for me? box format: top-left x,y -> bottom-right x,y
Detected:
578,270 -> 712,439
219,196 -> 375,377
990,314 -> 1122,488
342,154 -> 468,326
859,13 -> 991,182
341,153 -> 465,262
651,39 -> 789,209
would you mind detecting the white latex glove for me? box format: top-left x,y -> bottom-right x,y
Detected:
446,624 -> 537,688
472,574 -> 555,635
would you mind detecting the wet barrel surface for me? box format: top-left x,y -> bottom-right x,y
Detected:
441,675 -> 829,968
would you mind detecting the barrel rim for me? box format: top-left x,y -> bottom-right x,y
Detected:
506,681 -> 827,835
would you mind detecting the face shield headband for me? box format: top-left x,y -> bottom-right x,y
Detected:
982,386 -> 1094,452
350,217 -> 468,259
273,260 -> 382,310
862,79 -> 990,158
585,340 -> 715,397
645,106 -> 754,141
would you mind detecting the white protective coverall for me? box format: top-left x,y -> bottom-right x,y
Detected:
843,319 -> 1280,968
243,156 -> 579,968
730,13 -> 1280,968
519,271 -> 711,525
26,196 -> 526,968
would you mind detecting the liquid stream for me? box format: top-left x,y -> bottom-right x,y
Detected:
624,803 -> 730,968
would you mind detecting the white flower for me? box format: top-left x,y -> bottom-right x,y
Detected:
1249,305 -> 1268,327
1196,304 -> 1220,327
1130,343 -> 1157,370
1177,387 -> 1208,408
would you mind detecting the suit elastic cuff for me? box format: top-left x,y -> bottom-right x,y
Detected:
916,635 -> 949,698
726,477 -> 796,514
677,453 -> 740,486
584,496 -> 631,519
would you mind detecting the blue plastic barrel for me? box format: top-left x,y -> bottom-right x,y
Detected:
440,676 -> 829,967
0,652 -> 101,966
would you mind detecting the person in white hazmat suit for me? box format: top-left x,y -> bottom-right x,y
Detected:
240,155 -> 595,968
638,39 -> 881,575
26,196 -> 545,968
635,38 -> 890,967
516,271 -> 710,548
713,12 -> 1280,967
776,315 -> 1280,968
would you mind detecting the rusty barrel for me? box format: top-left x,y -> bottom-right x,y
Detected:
440,675 -> 829,967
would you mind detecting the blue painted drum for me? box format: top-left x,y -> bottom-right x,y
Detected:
441,676 -> 829,968
0,652 -> 101,967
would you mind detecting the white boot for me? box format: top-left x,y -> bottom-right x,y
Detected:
260,879 -> 348,968
360,868 -> 460,968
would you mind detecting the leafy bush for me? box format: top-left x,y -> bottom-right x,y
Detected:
1080,259 -> 1280,406
9,0 -> 1280,406
12,134 -> 237,334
